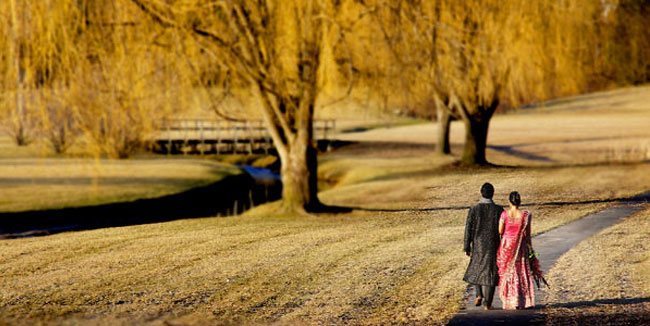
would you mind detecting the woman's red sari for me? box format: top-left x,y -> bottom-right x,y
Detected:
497,210 -> 535,309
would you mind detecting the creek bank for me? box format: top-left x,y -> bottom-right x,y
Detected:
0,166 -> 281,239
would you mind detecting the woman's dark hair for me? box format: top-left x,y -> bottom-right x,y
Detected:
480,183 -> 495,199
509,191 -> 521,207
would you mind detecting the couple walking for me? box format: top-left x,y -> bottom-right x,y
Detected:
463,183 -> 542,310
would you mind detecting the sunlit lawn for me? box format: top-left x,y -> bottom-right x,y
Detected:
335,85 -> 650,167
543,208 -> 650,324
1,160 -> 648,324
0,156 -> 240,212
0,86 -> 650,324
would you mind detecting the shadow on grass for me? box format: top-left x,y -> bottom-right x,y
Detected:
495,159 -> 650,170
488,145 -> 556,163
349,205 -> 469,213
541,297 -> 650,325
448,297 -> 650,326
524,193 -> 650,207
521,89 -> 634,110
310,204 -> 354,214
349,192 -> 650,213
544,297 -> 650,309
0,173 -> 281,239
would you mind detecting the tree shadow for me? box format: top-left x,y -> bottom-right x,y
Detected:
348,191 -> 649,213
311,204 -> 354,214
540,297 -> 650,325
488,145 -> 556,163
521,90 -> 633,110
525,193 -> 650,207
321,140 -> 437,160
348,205 -> 470,213
449,297 -> 650,325
498,159 -> 650,170
490,135 -> 640,149
543,297 -> 650,309
0,173 -> 282,239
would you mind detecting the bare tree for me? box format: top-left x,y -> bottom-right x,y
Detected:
128,0 -> 351,213
0,0 -> 190,158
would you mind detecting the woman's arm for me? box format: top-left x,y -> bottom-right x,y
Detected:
526,212 -> 533,251
498,211 -> 505,236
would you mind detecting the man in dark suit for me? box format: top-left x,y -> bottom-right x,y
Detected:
463,182 -> 503,309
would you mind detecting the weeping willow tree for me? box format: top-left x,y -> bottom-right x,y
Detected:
0,0 -> 71,145
4,0 -> 28,145
68,1 -> 181,158
1,0 -> 357,212
1,0 -> 647,206
0,0 -> 194,157
379,0 -> 546,164
127,0 -> 357,213
373,0 -> 650,165
0,1 -> 90,148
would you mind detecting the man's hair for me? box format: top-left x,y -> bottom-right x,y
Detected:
480,183 -> 495,199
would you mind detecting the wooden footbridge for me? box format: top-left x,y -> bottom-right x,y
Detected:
152,119 -> 336,155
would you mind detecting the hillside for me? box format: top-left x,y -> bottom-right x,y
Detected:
1,86 -> 649,324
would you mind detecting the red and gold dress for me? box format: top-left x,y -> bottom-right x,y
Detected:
496,210 -> 535,309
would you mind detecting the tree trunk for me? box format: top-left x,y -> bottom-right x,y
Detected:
279,138 -> 321,213
461,116 -> 490,165
9,0 -> 28,146
436,105 -> 452,155
255,85 -> 322,214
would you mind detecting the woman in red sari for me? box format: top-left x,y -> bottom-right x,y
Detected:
497,191 -> 535,309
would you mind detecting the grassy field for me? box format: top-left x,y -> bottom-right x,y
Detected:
0,157 -> 240,212
0,162 -> 647,325
0,86 -> 649,324
543,207 -> 650,324
336,86 -> 650,166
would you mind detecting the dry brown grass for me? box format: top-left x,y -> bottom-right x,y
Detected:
336,85 -> 650,166
543,207 -> 650,324
0,158 -> 239,212
0,135 -> 44,159
0,156 -> 648,324
0,86 -> 649,324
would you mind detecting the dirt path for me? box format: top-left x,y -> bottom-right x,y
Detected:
448,195 -> 649,325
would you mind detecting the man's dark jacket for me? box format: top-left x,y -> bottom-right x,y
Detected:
463,200 -> 503,286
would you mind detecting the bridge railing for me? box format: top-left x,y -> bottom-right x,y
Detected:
153,119 -> 336,155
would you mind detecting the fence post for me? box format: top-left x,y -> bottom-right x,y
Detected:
248,121 -> 254,155
166,119 -> 172,155
199,120 -> 204,155
216,121 -> 221,155
182,119 -> 189,156
264,120 -> 270,154
233,121 -> 238,153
